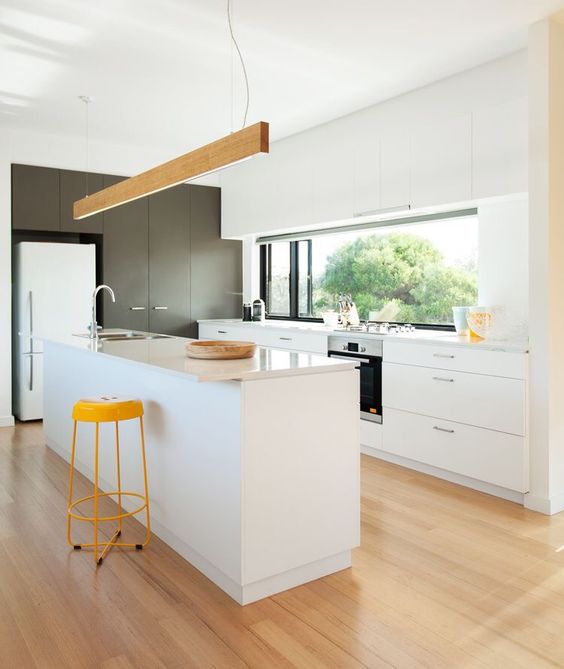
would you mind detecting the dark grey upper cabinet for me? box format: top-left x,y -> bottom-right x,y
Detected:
12,164 -> 60,231
60,170 -> 104,233
102,174 -> 149,330
148,186 -> 191,337
189,185 -> 242,338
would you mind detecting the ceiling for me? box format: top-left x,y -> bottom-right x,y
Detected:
1,0 -> 564,154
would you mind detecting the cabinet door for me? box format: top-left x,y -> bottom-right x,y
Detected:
472,97 -> 527,199
60,170 -> 104,233
311,123 -> 354,224
411,114 -> 471,207
353,131 -> 380,216
12,164 -> 60,231
148,186 -> 190,336
102,174 -> 149,330
189,185 -> 242,338
380,133 -> 411,210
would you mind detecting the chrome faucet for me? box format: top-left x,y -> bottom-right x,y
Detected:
90,284 -> 116,339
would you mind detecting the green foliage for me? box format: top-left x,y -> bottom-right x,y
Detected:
313,233 -> 477,324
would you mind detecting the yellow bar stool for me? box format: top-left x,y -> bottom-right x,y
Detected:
67,396 -> 151,565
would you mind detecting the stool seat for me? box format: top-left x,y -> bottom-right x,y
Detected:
72,397 -> 144,423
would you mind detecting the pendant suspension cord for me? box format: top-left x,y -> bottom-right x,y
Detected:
227,0 -> 249,130
85,99 -> 89,196
79,95 -> 92,197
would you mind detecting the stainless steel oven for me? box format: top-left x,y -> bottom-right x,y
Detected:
328,336 -> 383,423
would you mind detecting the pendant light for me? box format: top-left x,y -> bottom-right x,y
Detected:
74,1 -> 268,221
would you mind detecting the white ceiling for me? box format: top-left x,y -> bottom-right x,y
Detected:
1,0 -> 564,153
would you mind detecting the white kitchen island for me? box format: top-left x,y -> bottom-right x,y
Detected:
43,333 -> 360,604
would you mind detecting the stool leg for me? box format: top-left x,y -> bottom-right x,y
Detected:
115,421 -> 123,537
67,420 -> 78,547
94,422 -> 100,564
138,415 -> 151,548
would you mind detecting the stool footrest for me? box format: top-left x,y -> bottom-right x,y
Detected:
68,491 -> 147,523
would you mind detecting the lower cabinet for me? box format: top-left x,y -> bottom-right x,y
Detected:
198,323 -> 249,341
381,342 -> 529,494
198,322 -> 328,354
382,408 -> 528,492
264,330 -> 328,354
383,362 -> 525,436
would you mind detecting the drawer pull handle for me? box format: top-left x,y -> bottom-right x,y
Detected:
129,306 -> 146,311
280,337 -> 292,341
217,330 -> 227,334
432,376 -> 455,382
433,426 -> 455,434
152,306 -> 168,311
433,353 -> 455,359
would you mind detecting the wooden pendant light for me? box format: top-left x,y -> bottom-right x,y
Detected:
73,121 -> 269,220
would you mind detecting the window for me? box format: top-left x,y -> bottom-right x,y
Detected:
260,212 -> 479,328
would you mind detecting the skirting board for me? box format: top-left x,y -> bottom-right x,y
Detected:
361,444 -> 525,505
0,415 -> 15,428
47,434 -> 352,604
524,492 -> 564,516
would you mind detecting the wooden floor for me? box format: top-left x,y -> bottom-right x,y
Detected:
2,424 -> 564,668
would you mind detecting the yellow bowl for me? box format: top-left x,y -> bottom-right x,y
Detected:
466,311 -> 492,339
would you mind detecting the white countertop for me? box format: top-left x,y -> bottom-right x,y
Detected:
42,331 -> 357,382
198,319 -> 530,354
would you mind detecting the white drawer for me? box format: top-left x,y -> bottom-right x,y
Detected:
383,362 -> 525,435
382,408 -> 528,492
198,323 -> 250,342
383,341 -> 527,379
265,330 -> 327,354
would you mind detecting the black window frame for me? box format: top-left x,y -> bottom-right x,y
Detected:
260,240 -> 317,321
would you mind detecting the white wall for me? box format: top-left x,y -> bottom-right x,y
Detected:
0,127 -> 219,425
478,196 -> 529,338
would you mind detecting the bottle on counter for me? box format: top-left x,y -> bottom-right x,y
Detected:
252,299 -> 266,322
242,302 -> 253,321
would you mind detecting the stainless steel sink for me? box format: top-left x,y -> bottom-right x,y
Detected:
74,331 -> 173,341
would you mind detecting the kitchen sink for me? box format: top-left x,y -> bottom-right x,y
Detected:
74,331 -> 174,341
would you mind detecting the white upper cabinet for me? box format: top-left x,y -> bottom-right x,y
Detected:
411,114 -> 472,208
353,130 -> 380,216
310,123 -> 354,224
273,134 -> 313,231
472,97 -> 528,199
380,132 -> 411,210
221,58 -> 528,239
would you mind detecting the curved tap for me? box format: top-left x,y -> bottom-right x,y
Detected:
90,284 -> 116,339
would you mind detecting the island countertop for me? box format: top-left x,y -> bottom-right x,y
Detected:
42,331 -> 357,382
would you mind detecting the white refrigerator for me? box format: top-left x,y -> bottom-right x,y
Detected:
13,242 -> 96,421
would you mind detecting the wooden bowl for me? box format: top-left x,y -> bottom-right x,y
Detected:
185,340 -> 257,360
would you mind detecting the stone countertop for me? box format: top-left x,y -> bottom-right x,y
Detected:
197,319 -> 530,354
41,331 -> 357,382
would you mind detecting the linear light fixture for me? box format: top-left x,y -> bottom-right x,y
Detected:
73,121 -> 269,220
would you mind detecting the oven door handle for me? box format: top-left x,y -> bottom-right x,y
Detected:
329,354 -> 373,365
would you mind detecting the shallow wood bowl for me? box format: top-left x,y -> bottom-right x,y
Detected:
185,340 -> 257,360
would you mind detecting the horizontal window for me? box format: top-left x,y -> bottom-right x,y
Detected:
260,212 -> 479,328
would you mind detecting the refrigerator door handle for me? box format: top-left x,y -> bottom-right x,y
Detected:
28,290 -> 34,391
28,290 -> 34,348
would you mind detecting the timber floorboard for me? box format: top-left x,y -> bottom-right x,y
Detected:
1,422 -> 564,668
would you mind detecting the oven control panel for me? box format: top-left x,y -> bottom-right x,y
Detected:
327,336 -> 383,357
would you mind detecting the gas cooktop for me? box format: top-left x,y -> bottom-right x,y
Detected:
334,322 -> 416,335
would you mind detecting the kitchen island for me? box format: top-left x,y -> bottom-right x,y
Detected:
42,333 -> 359,604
